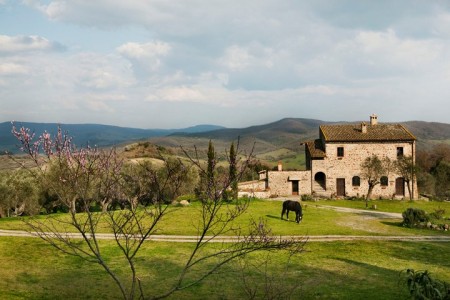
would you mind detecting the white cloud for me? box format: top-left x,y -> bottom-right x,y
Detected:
431,12 -> 450,38
117,41 -> 171,76
82,93 -> 128,114
147,86 -> 206,103
220,46 -> 252,71
117,41 -> 171,60
85,99 -> 115,113
73,53 -> 135,90
0,35 -> 63,54
82,70 -> 119,89
3,1 -> 450,127
0,63 -> 28,75
354,29 -> 441,68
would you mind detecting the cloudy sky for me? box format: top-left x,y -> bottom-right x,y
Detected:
1,1 -> 449,129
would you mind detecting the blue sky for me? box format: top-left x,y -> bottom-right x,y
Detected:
1,1 -> 449,129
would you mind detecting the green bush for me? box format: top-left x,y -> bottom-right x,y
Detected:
402,208 -> 429,228
428,208 -> 446,221
399,269 -> 450,300
301,194 -> 314,201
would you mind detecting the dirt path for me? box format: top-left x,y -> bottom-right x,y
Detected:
1,203 -> 447,243
314,205 -> 403,219
1,229 -> 449,243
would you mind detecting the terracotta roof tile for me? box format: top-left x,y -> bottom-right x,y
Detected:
320,123 -> 416,142
305,139 -> 326,158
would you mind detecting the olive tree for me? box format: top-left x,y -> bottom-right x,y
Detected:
0,169 -> 40,217
360,155 -> 392,207
395,155 -> 418,200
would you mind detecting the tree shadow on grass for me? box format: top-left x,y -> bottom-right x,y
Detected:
381,220 -> 403,227
383,241 -> 450,269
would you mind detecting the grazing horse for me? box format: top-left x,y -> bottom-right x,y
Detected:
281,200 -> 303,223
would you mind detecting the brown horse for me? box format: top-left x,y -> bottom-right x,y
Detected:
281,200 -> 303,223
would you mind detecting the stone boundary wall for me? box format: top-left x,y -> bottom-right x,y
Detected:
238,180 -> 266,192
267,170 -> 311,197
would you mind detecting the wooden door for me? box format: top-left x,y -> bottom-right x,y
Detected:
292,181 -> 299,195
395,177 -> 405,196
336,178 -> 346,197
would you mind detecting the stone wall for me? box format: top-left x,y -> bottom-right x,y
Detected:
238,180 -> 270,198
266,170 -> 311,197
238,180 -> 266,192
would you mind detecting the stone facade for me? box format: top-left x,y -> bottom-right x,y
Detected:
311,141 -> 418,199
238,115 -> 418,200
266,170 -> 310,197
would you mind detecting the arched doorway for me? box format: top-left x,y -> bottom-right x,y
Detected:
314,172 -> 326,190
395,177 -> 405,196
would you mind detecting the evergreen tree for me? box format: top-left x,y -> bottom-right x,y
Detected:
206,140 -> 216,200
229,142 -> 238,200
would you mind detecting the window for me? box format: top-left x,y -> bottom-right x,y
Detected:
397,147 -> 404,157
352,176 -> 360,187
380,176 -> 389,186
337,147 -> 344,157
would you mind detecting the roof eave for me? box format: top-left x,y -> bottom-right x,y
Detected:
325,138 -> 416,143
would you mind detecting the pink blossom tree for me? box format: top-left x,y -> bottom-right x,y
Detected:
11,123 -> 304,299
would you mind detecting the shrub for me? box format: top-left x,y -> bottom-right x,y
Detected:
428,208 -> 446,221
301,194 -> 314,201
402,208 -> 428,228
399,269 -> 450,300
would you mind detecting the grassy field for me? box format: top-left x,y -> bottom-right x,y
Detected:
0,199 -> 449,237
0,199 -> 449,299
0,237 -> 449,299
256,149 -> 306,171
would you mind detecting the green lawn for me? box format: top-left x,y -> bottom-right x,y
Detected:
0,199 -> 449,299
0,199 -> 449,237
0,237 -> 449,299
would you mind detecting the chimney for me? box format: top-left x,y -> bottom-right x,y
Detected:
361,122 -> 367,133
370,114 -> 378,126
277,161 -> 283,171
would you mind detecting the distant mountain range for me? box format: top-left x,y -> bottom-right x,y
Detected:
152,118 -> 450,154
0,122 -> 224,153
1,118 -> 449,154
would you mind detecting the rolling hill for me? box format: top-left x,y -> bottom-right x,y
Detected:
148,118 -> 450,170
2,118 -> 449,163
0,122 -> 224,154
153,118 -> 450,150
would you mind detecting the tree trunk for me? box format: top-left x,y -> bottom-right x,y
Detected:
101,200 -> 109,212
406,180 -> 412,201
69,197 -> 77,214
365,184 -> 374,208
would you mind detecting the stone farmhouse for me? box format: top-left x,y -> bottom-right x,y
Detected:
239,115 -> 418,200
